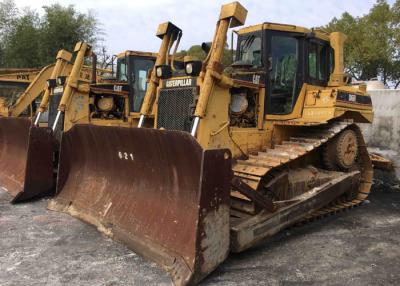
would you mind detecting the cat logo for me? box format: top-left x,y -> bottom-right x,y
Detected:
252,74 -> 261,84
113,85 -> 123,92
17,74 -> 29,80
349,94 -> 356,102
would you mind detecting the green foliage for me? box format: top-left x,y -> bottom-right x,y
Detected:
177,44 -> 234,68
0,0 -> 17,39
0,0 -> 18,66
178,45 -> 206,60
0,1 -> 100,68
3,9 -> 41,68
324,0 -> 400,86
39,4 -> 99,64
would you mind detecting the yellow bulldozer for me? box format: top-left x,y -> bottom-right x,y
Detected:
47,2 -> 375,285
0,43 -> 110,202
0,28 -> 184,203
2,51 -> 74,118
0,52 -> 108,118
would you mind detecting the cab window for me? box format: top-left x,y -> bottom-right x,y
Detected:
138,70 -> 147,91
268,35 -> 299,114
308,41 -> 330,84
117,58 -> 128,81
131,58 -> 154,112
237,34 -> 263,68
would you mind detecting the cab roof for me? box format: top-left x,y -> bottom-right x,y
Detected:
117,51 -> 157,59
237,22 -> 331,42
116,50 -> 185,62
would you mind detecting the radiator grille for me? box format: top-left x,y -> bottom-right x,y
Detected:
157,87 -> 197,132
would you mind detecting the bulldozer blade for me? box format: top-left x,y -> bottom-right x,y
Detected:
48,124 -> 232,285
0,117 -> 54,203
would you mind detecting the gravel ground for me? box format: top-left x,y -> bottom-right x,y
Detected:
1,185 -> 399,286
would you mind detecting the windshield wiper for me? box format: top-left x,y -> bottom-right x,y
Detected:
241,35 -> 255,53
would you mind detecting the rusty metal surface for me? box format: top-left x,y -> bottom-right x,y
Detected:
231,177 -> 275,212
0,117 -> 54,203
231,170 -> 361,252
370,152 -> 394,171
49,124 -> 232,285
232,121 -> 372,202
230,121 -> 373,252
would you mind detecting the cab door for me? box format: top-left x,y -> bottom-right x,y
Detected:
265,30 -> 305,117
127,56 -> 155,113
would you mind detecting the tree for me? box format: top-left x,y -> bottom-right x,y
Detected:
0,1 -> 101,68
324,0 -> 400,87
0,0 -> 18,66
39,4 -> 100,65
177,44 -> 234,68
95,44 -> 113,70
3,9 -> 41,68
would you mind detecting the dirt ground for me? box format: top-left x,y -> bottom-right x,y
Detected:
1,185 -> 400,286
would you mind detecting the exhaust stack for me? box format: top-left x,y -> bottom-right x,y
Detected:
329,32 -> 348,86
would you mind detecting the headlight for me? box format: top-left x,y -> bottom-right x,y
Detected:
184,61 -> 202,76
155,65 -> 172,79
156,67 -> 163,78
185,63 -> 193,75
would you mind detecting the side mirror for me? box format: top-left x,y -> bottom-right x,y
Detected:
46,79 -> 57,89
305,32 -> 316,39
201,42 -> 212,54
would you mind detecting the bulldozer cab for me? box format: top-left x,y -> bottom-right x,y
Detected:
85,52 -> 156,127
106,51 -> 156,113
237,27 -> 330,116
231,24 -> 372,122
233,25 -> 332,115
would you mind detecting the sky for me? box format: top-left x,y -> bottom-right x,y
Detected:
11,0 -> 396,55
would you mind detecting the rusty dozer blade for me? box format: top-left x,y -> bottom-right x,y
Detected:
0,117 -> 54,203
48,124 -> 232,285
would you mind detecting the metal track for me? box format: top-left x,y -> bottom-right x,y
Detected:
232,120 -> 373,220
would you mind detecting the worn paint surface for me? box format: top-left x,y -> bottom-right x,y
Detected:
49,124 -> 232,285
0,117 -> 54,202
200,205 -> 230,274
